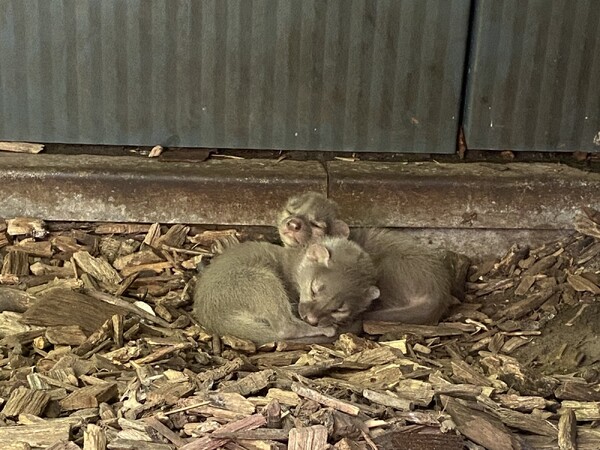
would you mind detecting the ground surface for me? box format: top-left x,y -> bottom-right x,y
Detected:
513,302 -> 600,377
0,211 -> 599,449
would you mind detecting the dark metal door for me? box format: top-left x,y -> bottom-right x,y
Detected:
463,0 -> 600,152
0,0 -> 471,153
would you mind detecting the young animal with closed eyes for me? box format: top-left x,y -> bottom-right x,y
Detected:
277,192 -> 467,328
193,236 -> 379,344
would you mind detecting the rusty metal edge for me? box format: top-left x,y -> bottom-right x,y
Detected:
0,154 -> 598,231
327,160 -> 600,229
0,154 -> 327,225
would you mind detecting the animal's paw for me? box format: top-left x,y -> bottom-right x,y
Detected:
320,326 -> 337,337
211,235 -> 241,255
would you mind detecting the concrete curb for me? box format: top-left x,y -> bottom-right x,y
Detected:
0,154 -> 598,230
328,161 -> 600,229
0,154 -> 327,224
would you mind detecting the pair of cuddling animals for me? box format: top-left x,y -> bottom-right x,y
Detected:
193,192 -> 468,345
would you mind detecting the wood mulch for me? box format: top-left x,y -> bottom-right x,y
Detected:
0,209 -> 599,449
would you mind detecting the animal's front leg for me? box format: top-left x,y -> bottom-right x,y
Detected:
276,318 -> 336,341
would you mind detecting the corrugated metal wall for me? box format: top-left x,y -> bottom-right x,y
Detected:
464,0 -> 600,152
0,0 -> 471,153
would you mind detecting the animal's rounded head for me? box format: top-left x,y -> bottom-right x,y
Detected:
296,237 -> 380,328
277,192 -> 349,247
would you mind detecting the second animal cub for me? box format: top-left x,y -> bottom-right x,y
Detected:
193,236 -> 379,345
278,192 -> 466,327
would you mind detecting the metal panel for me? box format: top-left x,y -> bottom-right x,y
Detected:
0,0 -> 470,153
464,0 -> 600,152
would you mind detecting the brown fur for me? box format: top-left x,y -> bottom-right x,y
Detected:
277,192 -> 462,326
192,237 -> 378,345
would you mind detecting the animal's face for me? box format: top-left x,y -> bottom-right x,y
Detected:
277,192 -> 349,247
296,239 -> 380,328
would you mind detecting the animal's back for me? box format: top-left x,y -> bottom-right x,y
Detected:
351,228 -> 452,323
193,242 -> 295,342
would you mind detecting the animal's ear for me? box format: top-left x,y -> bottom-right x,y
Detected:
306,244 -> 330,266
330,220 -> 350,238
366,286 -> 380,301
286,196 -> 300,210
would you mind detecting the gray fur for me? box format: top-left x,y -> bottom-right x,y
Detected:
350,228 -> 451,324
277,192 -> 457,326
296,238 -> 380,328
192,237 -> 378,345
277,192 -> 349,247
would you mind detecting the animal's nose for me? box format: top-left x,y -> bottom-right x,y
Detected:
299,304 -> 318,324
286,218 -> 302,231
305,313 -> 319,325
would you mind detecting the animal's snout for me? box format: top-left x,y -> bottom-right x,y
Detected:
286,218 -> 303,231
299,303 -> 318,325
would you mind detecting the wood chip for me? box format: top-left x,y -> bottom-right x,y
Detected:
291,383 -> 360,416
106,439 -> 173,449
567,274 -> 600,294
495,288 -> 557,320
145,416 -> 189,448
1,250 -> 29,276
0,141 -> 44,153
363,321 -> 464,337
362,389 -> 412,411
74,251 -> 123,284
83,289 -> 171,328
0,422 -> 72,449
60,382 -> 118,410
45,325 -> 88,346
22,288 -> 126,334
559,401 -> 600,421
0,286 -> 36,312
222,335 -> 257,353
180,414 -> 266,450
2,386 -> 51,417
221,370 -> 275,396
95,223 -> 152,234
494,394 -> 551,412
120,261 -> 173,277
189,230 -> 240,247
113,250 -> 164,271
266,388 -> 301,407
157,224 -> 190,248
47,441 -> 83,450
6,218 -> 47,238
558,408 -> 577,450
6,240 -> 53,257
451,360 -> 493,387
441,396 -> 528,450
555,381 -> 600,402
84,423 -> 107,450
288,425 -> 328,450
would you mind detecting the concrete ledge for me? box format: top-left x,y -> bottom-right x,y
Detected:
1,155 -> 598,236
399,228 -> 570,262
1,154 -> 595,259
328,161 -> 600,229
0,154 -> 327,224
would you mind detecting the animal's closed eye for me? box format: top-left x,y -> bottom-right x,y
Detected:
311,280 -> 325,295
309,220 -> 327,229
331,304 -> 351,322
